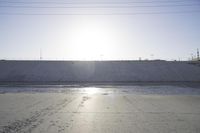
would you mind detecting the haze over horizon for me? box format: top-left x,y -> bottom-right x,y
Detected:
0,0 -> 200,61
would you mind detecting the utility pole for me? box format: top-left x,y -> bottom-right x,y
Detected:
191,53 -> 194,61
150,54 -> 154,60
197,48 -> 200,61
40,49 -> 42,60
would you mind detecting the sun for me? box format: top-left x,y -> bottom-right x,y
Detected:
66,19 -> 117,60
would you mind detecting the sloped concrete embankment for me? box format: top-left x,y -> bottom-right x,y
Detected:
0,61 -> 200,83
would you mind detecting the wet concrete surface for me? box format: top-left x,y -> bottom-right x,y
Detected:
0,85 -> 200,133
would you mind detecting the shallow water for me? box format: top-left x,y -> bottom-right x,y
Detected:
0,85 -> 200,95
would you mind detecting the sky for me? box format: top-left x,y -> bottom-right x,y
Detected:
0,0 -> 200,61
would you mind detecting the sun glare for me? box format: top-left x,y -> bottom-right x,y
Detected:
84,87 -> 100,94
66,19 -> 118,60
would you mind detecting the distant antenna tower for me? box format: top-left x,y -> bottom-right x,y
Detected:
40,49 -> 42,60
197,48 -> 200,61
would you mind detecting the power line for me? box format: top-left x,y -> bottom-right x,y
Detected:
0,10 -> 199,16
0,0 -> 197,5
0,4 -> 199,9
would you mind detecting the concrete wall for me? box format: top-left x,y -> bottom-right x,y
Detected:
0,60 -> 200,82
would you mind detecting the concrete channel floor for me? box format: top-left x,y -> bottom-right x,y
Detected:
0,85 -> 200,133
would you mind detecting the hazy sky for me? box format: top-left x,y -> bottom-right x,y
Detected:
0,0 -> 200,60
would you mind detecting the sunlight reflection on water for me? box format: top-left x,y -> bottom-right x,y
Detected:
84,87 -> 101,94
